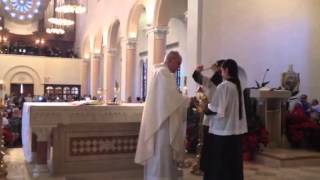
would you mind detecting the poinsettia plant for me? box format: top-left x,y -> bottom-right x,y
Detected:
242,88 -> 269,161
242,127 -> 269,161
286,104 -> 320,149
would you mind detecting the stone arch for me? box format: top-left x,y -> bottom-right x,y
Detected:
93,29 -> 104,54
104,19 -> 122,100
81,36 -> 91,58
154,0 -> 187,27
11,72 -> 34,84
3,65 -> 42,95
107,19 -> 121,49
127,1 -> 147,38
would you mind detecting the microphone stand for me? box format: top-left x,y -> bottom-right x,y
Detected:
261,69 -> 269,85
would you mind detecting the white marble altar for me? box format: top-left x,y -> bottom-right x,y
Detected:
21,102 -> 143,177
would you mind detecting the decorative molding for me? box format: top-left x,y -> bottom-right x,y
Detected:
166,42 -> 179,49
147,26 -> 168,39
51,121 -> 142,175
29,105 -> 143,128
105,48 -> 117,55
70,135 -> 138,156
126,38 -> 137,49
92,52 -> 103,60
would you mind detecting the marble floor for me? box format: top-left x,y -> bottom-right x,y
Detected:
3,148 -> 320,180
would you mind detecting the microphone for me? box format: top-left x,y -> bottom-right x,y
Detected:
262,68 -> 270,84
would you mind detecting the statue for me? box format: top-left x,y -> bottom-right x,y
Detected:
113,81 -> 120,103
281,64 -> 300,96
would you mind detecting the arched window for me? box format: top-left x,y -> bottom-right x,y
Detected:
63,87 -> 70,100
71,87 -> 79,95
63,87 -> 70,94
44,84 -> 80,101
54,87 -> 62,95
46,86 -> 54,95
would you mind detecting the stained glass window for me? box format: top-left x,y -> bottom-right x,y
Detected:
141,59 -> 147,100
176,68 -> 181,88
1,0 -> 41,20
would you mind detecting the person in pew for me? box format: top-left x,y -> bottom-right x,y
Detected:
204,59 -> 247,180
192,59 -> 224,172
135,51 -> 190,180
311,99 -> 320,124
298,94 -> 312,116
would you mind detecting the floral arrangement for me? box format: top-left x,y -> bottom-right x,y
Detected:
286,105 -> 320,150
242,88 -> 269,161
242,127 -> 269,161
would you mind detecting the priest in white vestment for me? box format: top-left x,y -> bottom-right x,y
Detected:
135,51 -> 190,180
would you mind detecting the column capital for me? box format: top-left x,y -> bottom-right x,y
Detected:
33,127 -> 51,142
147,26 -> 168,39
92,52 -> 103,60
105,48 -> 117,55
126,38 -> 137,49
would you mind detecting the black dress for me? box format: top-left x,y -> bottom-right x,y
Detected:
203,134 -> 243,180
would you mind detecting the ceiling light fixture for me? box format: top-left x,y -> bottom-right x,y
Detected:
55,0 -> 86,14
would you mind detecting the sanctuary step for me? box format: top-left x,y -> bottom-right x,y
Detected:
256,148 -> 320,168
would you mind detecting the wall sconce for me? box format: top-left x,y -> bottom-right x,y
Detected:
0,35 -> 8,43
35,38 -> 45,45
34,38 -> 46,45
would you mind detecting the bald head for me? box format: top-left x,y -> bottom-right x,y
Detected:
164,51 -> 182,73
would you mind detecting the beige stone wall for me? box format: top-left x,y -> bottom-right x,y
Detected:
75,0 -> 320,99
0,54 -> 82,96
201,0 -> 320,98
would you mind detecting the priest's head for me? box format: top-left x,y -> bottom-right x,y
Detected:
164,51 -> 182,73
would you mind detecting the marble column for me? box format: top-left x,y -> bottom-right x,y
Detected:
147,26 -> 168,83
147,26 -> 168,64
90,53 -> 101,97
80,59 -> 90,96
125,38 -> 137,101
32,127 -> 51,177
187,0 -> 203,95
104,48 -> 117,101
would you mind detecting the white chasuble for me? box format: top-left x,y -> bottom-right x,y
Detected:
135,64 -> 189,179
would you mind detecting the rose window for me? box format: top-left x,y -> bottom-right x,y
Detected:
0,0 -> 42,20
